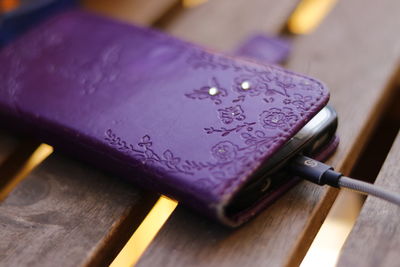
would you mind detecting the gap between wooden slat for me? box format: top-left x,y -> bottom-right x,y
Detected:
337,126 -> 400,266
285,0 -> 337,35
0,141 -> 50,201
182,0 -> 209,8
301,82 -> 400,267
0,132 -> 18,164
285,34 -> 400,267
110,196 -> 178,267
84,192 -> 160,267
83,0 -> 180,26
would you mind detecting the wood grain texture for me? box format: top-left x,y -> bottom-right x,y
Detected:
337,131 -> 400,267
162,0 -> 299,51
0,154 -> 157,267
283,0 -> 400,264
137,0 -> 400,266
83,0 -> 179,25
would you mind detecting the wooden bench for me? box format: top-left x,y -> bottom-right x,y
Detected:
337,132 -> 400,267
1,0 -> 399,266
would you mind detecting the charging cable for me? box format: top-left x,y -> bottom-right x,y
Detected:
289,155 -> 400,206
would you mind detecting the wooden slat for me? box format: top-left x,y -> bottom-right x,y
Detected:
161,0 -> 299,50
137,0 -> 400,266
337,130 -> 400,267
282,0 -> 400,264
0,154 -> 157,266
0,139 -> 40,193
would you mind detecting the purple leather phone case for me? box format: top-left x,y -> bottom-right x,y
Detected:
0,9 -> 336,226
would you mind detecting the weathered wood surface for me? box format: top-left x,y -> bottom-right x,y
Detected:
162,0 -> 298,51
337,130 -> 400,267
0,154 -> 157,267
137,0 -> 400,266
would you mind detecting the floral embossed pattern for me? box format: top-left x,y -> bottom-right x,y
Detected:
283,93 -> 313,111
260,107 -> 298,130
211,141 -> 239,162
185,49 -> 324,108
233,73 -> 269,96
105,130 -> 194,175
218,105 -> 246,124
204,122 -> 256,137
105,129 -> 279,182
103,46 -> 327,195
183,48 -> 326,192
183,48 -> 323,140
185,77 -> 228,105
267,73 -> 295,97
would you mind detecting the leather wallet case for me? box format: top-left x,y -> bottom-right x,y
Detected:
0,9 -> 337,226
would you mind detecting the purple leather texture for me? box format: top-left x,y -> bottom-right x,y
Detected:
0,9 -> 332,226
234,34 -> 291,65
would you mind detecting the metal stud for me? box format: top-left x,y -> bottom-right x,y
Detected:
241,81 -> 251,90
208,86 -> 219,96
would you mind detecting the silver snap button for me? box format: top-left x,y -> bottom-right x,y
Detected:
208,87 -> 219,96
241,81 -> 251,90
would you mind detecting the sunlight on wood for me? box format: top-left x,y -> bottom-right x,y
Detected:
288,0 -> 337,34
0,143 -> 53,201
110,195 -> 178,267
301,191 -> 363,267
182,0 -> 209,8
0,0 -> 19,12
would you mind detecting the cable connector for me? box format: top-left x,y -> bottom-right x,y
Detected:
289,155 -> 342,187
289,154 -> 400,206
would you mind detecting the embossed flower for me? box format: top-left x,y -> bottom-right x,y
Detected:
233,74 -> 267,96
290,93 -> 313,111
218,105 -> 246,124
275,73 -> 295,87
298,80 -> 324,96
266,73 -> 296,97
260,107 -> 298,130
163,149 -> 181,169
298,80 -> 315,91
211,141 -> 239,162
